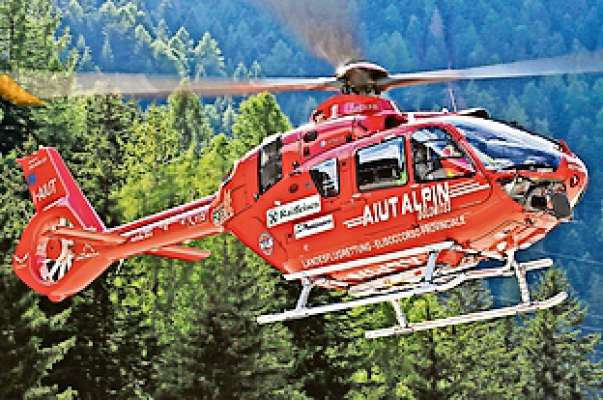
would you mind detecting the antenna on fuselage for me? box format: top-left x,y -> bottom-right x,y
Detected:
448,86 -> 458,112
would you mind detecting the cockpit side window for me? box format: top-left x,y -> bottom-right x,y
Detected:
411,127 -> 475,182
259,136 -> 283,194
310,158 -> 340,197
356,137 -> 407,191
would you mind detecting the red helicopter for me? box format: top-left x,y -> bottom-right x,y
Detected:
5,49 -> 603,338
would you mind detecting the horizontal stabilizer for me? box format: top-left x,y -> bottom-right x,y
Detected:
148,246 -> 211,262
51,227 -> 211,262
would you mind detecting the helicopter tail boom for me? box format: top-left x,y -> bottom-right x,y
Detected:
12,147 -> 221,302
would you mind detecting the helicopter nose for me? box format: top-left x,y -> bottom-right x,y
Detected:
564,155 -> 588,209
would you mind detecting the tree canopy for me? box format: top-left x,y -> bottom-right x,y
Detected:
1,0 -> 603,398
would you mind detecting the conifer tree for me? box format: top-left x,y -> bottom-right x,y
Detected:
0,100 -> 37,154
285,296 -> 367,400
1,1 -> 603,398
42,95 -> 146,399
168,90 -> 212,153
156,234 -> 304,399
231,92 -> 291,154
518,268 -> 603,399
115,101 -> 200,397
155,99 -> 303,398
350,285 -> 521,400
0,150 -> 76,400
0,1 -> 78,398
396,296 -> 458,400
0,0 -> 68,70
193,32 -> 225,78
0,0 -> 70,154
443,282 -> 521,400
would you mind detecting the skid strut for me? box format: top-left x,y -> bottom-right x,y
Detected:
258,250 -> 565,338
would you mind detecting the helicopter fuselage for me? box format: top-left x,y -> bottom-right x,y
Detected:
216,95 -> 587,292
11,94 -> 588,301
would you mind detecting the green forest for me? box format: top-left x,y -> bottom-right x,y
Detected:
1,0 -> 603,398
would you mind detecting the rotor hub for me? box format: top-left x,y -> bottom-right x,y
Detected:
336,61 -> 389,95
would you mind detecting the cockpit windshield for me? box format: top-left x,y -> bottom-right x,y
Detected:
444,117 -> 562,171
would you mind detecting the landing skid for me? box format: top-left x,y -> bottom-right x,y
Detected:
257,249 -> 566,338
366,292 -> 566,338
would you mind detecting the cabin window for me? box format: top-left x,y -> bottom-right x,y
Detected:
310,158 -> 339,197
259,136 -> 283,194
411,127 -> 475,182
356,137 -> 407,191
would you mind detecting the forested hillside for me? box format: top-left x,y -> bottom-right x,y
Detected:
1,0 -> 603,398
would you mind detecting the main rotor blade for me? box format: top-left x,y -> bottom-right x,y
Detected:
258,0 -> 361,67
381,50 -> 603,90
0,74 -> 44,105
5,72 -> 340,102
